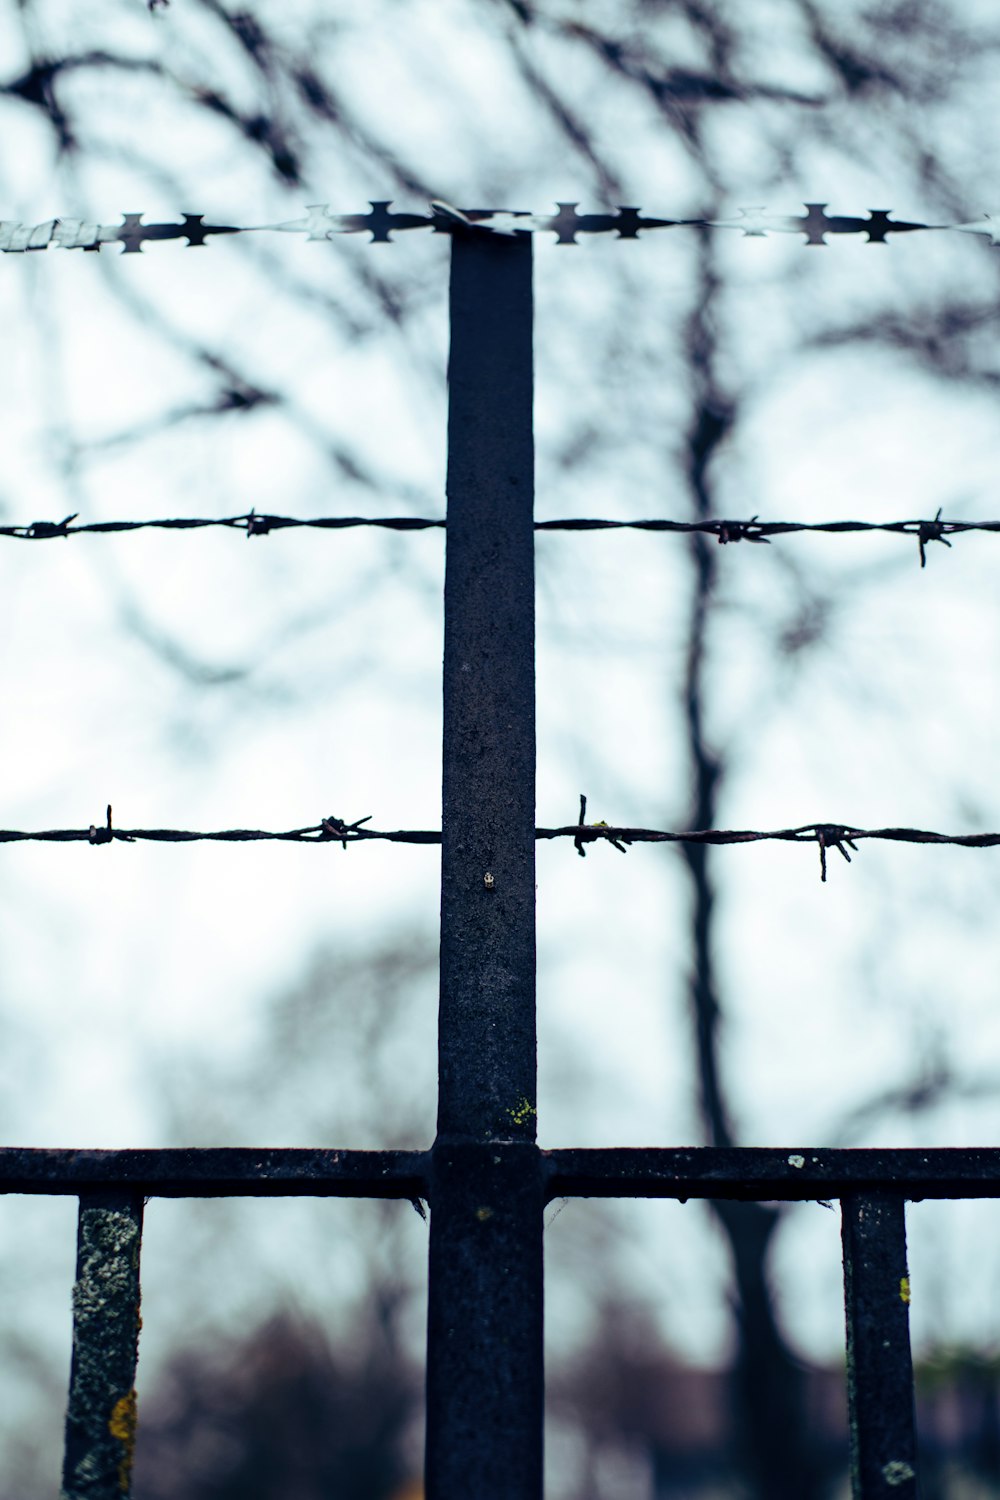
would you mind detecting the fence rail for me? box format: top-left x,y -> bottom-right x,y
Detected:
2,1144 -> 999,1200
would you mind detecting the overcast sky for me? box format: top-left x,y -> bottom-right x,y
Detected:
2,1 -> 1000,1488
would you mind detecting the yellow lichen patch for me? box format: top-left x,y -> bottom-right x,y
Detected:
899,1276 -> 911,1305
109,1390 -> 137,1492
507,1098 -> 536,1127
882,1459 -> 915,1486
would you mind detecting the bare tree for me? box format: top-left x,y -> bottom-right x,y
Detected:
3,4 -> 1000,1496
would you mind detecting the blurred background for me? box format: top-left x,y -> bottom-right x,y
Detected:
2,1 -> 1000,1495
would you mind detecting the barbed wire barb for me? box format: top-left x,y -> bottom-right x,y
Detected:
917,508 -> 953,568
320,813 -> 373,849
574,794 -> 588,858
814,825 -> 860,883
88,805 -> 134,846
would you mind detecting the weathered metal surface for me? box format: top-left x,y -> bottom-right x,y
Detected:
842,1194 -> 917,1499
0,1147 -> 429,1197
426,229 -> 542,1497
426,1142 -> 544,1498
544,1146 -> 1000,1201
62,1192 -> 143,1500
2,1145 -> 1000,1200
437,228 -> 536,1144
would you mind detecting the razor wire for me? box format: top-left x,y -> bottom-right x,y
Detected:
1,200 -> 1000,252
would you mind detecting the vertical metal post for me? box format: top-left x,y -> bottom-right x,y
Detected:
842,1193 -> 917,1499
426,228 -> 543,1498
62,1191 -> 144,1500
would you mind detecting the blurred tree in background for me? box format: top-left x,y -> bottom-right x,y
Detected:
3,2 -> 1000,1497
134,1310 -> 420,1500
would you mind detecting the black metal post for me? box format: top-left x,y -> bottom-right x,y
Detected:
62,1190 -> 144,1500
426,228 -> 543,1498
842,1193 -> 917,1499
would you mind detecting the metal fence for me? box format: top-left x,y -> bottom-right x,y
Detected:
4,205 -> 1000,1500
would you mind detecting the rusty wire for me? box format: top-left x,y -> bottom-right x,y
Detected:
4,804 -> 1000,883
0,508 -> 983,565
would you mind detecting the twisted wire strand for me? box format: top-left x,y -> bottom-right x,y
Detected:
5,806 -> 1000,882
0,509 -> 981,564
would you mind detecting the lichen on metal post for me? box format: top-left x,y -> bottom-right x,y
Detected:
426,226 -> 543,1498
62,1191 -> 143,1499
842,1192 -> 917,1498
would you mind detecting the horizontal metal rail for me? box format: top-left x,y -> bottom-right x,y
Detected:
2,1146 -> 999,1201
0,1148 -> 429,1198
544,1147 -> 1000,1201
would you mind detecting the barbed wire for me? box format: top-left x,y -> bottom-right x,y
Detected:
5,805 -> 1000,883
537,511 -> 970,567
1,200 -> 999,253
0,508 -> 983,564
0,512 -> 444,539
